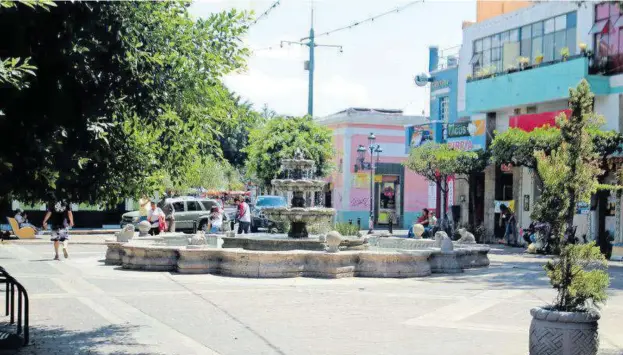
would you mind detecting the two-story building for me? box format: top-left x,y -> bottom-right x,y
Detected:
457,1 -> 623,247
318,108 -> 428,229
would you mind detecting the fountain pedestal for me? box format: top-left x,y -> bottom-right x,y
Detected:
289,222 -> 309,239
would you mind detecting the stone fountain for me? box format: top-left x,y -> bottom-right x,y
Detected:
261,149 -> 335,239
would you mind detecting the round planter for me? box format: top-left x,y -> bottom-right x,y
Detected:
529,306 -> 600,355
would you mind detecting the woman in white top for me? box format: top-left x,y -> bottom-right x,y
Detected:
208,206 -> 223,233
148,202 -> 165,236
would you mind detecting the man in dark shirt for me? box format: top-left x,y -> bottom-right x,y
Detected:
42,201 -> 74,260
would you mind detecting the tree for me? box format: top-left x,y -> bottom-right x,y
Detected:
0,0 -> 55,92
159,156 -> 243,194
534,80 -> 603,243
0,2 -> 251,205
245,116 -> 333,188
406,143 -> 485,230
218,93 -> 265,168
490,124 -> 622,189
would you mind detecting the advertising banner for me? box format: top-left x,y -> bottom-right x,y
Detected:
446,119 -> 486,151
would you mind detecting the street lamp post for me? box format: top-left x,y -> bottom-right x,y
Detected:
357,133 -> 382,234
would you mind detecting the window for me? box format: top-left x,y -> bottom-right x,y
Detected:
173,202 -> 184,212
526,106 -> 537,114
593,2 -> 623,61
513,108 -> 521,115
472,11 -> 577,74
201,201 -> 216,211
187,201 -> 201,211
440,97 -> 449,122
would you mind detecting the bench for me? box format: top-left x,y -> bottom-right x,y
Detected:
6,218 -> 35,239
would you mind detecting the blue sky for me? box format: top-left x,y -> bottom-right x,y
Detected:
190,0 -> 475,117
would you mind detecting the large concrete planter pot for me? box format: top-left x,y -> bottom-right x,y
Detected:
529,307 -> 600,355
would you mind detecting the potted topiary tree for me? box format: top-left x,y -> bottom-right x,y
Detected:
529,80 -> 611,355
530,242 -> 609,355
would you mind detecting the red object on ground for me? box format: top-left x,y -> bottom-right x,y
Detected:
509,109 -> 571,132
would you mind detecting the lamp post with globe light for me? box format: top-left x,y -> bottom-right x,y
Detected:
356,133 -> 383,233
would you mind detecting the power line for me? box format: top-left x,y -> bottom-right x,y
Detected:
314,1 -> 424,39
251,0 -> 281,26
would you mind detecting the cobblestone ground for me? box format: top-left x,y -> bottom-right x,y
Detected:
0,242 -> 622,355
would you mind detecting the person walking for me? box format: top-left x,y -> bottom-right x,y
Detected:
235,197 -> 251,234
42,201 -> 74,260
148,202 -> 165,236
499,204 -> 517,246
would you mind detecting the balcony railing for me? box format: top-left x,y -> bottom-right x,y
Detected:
468,54 -> 585,83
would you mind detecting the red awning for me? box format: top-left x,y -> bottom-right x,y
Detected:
509,109 -> 571,132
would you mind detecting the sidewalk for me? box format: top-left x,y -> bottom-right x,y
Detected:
7,234 -> 111,245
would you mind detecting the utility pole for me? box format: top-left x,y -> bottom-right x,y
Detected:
281,10 -> 342,117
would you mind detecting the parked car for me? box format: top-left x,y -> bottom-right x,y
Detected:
120,197 -> 228,233
250,195 -> 287,233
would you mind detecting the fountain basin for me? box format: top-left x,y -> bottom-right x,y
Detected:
261,207 -> 335,223
111,243 -> 433,278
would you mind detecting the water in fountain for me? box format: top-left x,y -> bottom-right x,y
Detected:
261,149 -> 335,238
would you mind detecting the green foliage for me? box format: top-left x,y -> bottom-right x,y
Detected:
0,2 -> 251,205
406,143 -> 482,183
0,0 -> 55,92
218,93 -> 266,168
245,116 -> 334,187
533,80 -> 603,240
333,222 -> 359,236
159,156 -> 243,195
490,126 -> 560,170
491,121 -> 622,176
545,242 -> 609,312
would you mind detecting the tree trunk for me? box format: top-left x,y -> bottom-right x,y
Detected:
565,189 -> 576,244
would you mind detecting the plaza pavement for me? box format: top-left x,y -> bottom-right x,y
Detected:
0,242 -> 622,355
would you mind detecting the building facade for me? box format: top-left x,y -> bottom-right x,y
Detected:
454,1 -> 623,253
318,108 -> 428,229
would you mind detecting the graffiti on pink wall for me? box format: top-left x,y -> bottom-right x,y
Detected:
349,189 -> 370,210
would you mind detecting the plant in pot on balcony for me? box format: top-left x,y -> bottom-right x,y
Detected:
560,47 -> 570,61
518,56 -> 530,70
529,80 -> 610,355
535,53 -> 544,66
579,42 -> 588,55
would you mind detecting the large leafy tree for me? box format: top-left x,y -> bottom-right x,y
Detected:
0,2 -> 251,205
218,93 -> 265,168
245,116 -> 334,188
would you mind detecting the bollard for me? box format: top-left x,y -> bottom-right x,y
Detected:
356,217 -> 361,231
230,220 -> 235,232
348,219 -> 353,225
388,218 -> 393,235
192,221 -> 198,234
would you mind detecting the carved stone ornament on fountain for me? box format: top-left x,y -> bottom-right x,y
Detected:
262,149 -> 335,239
138,220 -> 151,237
116,224 -> 135,243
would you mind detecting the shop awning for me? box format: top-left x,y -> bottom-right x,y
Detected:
509,109 -> 571,132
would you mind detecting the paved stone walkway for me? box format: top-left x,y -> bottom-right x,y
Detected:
0,243 -> 622,355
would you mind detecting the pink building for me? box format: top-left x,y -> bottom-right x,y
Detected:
317,108 -> 429,229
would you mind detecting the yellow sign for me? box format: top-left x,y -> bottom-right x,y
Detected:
374,175 -> 383,183
353,173 -> 369,189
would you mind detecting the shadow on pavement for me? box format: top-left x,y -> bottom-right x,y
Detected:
10,324 -> 165,355
427,248 -> 623,292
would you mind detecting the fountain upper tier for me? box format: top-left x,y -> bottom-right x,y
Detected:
280,158 -> 315,171
271,179 -> 326,193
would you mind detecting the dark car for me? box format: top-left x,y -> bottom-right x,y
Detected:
250,195 -> 287,233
